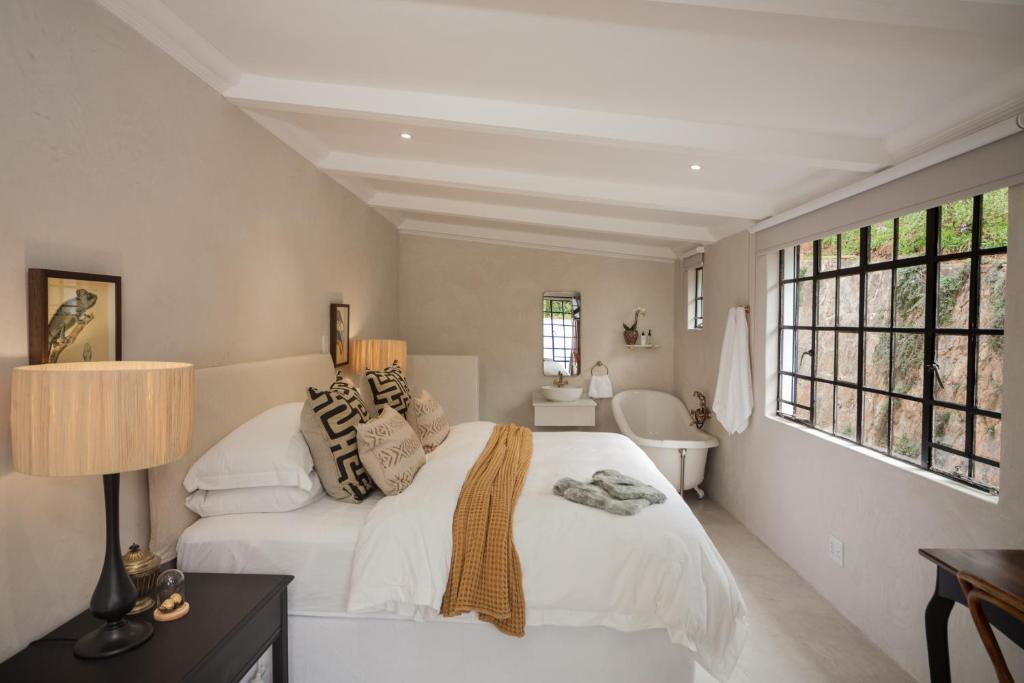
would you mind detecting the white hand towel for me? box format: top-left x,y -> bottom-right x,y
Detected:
712,307 -> 753,435
588,374 -> 614,399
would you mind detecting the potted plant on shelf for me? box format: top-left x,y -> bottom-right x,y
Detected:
622,306 -> 646,345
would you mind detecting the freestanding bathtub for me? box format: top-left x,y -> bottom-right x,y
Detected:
611,390 -> 719,498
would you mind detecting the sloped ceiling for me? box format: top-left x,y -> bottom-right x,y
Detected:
101,0 -> 1024,260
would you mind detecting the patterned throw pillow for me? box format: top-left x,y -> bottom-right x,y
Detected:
300,375 -> 374,502
409,389 -> 450,453
365,361 -> 412,416
356,406 -> 426,496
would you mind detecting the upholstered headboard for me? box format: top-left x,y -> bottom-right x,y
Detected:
148,354 -> 335,561
147,352 -> 481,562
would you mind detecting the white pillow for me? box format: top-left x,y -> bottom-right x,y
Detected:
184,403 -> 315,493
185,477 -> 324,517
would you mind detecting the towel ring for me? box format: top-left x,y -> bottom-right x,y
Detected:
590,360 -> 609,376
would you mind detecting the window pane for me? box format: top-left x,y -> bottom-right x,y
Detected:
936,259 -> 971,329
838,275 -> 860,327
940,197 -> 974,255
932,406 -> 966,451
781,283 -> 795,325
862,392 -> 889,452
814,382 -> 834,433
976,335 -> 1003,412
816,331 -> 835,380
796,378 -> 812,407
897,211 -> 926,259
865,270 -> 891,327
979,253 -> 1006,329
820,236 -> 838,271
778,401 -> 795,417
972,462 -> 1000,491
974,415 -> 1001,464
837,333 -> 858,383
835,386 -> 857,440
782,246 -> 797,279
817,278 -> 836,327
932,448 -> 969,480
891,399 -> 922,463
797,330 -> 813,376
934,334 -> 968,405
840,229 -> 860,268
797,280 -> 814,326
869,220 -> 894,263
798,242 -> 815,277
893,333 -> 924,397
894,265 -> 926,328
780,374 -> 794,403
780,329 -> 795,372
863,332 -> 890,391
981,188 -> 1008,249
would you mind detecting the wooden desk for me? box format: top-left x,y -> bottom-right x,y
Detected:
920,549 -> 1024,683
0,573 -> 292,683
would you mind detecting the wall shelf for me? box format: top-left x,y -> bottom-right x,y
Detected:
624,344 -> 660,350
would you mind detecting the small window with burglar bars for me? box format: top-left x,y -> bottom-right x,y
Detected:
543,293 -> 581,376
693,267 -> 704,329
776,188 -> 1008,493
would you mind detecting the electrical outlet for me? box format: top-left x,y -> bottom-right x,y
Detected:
828,535 -> 845,567
320,335 -> 328,354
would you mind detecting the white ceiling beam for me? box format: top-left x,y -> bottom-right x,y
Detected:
321,152 -> 770,219
226,75 -> 887,173
398,219 -> 680,262
370,192 -> 717,242
645,0 -> 1024,36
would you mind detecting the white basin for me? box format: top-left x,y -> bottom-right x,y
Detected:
541,385 -> 583,402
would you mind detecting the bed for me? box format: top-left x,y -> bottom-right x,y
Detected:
151,354 -> 747,683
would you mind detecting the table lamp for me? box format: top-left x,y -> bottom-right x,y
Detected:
349,339 -> 407,374
11,361 -> 194,659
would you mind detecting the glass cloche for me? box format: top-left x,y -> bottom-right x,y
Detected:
155,568 -> 186,615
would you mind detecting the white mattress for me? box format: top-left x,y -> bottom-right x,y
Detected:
177,493 -> 381,614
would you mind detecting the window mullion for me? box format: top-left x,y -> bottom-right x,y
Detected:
922,207 -> 939,470
964,195 -> 982,481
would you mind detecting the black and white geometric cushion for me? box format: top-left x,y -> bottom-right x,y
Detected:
300,376 -> 374,502
365,361 -> 412,417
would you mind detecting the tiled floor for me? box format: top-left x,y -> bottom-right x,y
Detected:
690,497 -> 914,683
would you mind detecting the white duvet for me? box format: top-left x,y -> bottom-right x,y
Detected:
347,422 -> 748,681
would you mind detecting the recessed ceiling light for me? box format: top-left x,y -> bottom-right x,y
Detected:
690,164 -> 702,171
400,132 -> 413,140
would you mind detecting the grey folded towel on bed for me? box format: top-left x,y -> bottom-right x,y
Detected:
553,470 -> 666,516
592,469 -> 667,504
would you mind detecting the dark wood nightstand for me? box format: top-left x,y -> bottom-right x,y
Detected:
0,572 -> 292,683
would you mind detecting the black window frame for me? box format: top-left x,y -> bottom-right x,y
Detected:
693,266 -> 704,330
776,190 -> 1006,494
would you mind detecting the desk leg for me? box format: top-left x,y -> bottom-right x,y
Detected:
925,573 -> 955,683
273,589 -> 289,683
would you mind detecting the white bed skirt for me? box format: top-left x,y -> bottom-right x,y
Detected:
247,614 -> 697,683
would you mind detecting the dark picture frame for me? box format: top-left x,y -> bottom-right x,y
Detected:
330,303 -> 350,367
27,269 -> 122,365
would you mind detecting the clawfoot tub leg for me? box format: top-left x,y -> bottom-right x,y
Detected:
694,486 -> 705,500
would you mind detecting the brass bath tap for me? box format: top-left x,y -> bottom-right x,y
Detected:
689,391 -> 712,429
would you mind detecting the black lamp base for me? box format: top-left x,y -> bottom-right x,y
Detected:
74,473 -> 150,660
73,618 -> 153,659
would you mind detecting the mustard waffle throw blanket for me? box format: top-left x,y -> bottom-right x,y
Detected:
440,423 -> 533,636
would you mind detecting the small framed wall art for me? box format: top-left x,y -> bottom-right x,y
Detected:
330,303 -> 350,367
27,269 -> 122,365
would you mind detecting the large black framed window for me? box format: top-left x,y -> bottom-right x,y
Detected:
777,188 -> 1008,493
693,266 -> 704,329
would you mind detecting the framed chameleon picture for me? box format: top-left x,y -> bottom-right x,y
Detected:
330,303 -> 350,367
27,269 -> 122,365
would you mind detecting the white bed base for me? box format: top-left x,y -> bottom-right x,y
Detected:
247,614 -> 696,683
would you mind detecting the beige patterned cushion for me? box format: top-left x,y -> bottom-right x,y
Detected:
409,389 -> 450,453
356,405 -> 426,495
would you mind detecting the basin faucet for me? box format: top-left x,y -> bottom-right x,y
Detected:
689,391 -> 712,429
554,371 -> 568,387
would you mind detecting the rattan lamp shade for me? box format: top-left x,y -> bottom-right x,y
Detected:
11,361 -> 194,477
349,339 -> 407,374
